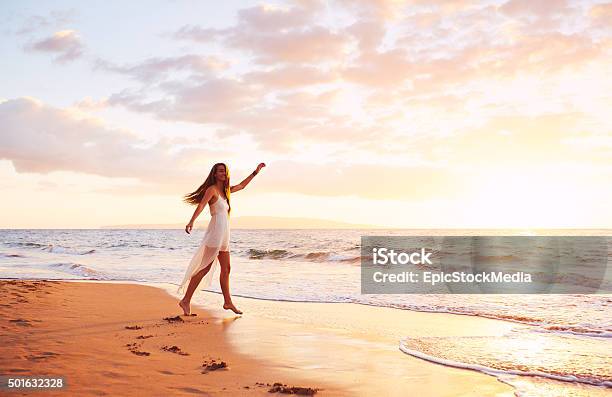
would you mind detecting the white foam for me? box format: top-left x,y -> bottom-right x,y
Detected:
399,339 -> 612,388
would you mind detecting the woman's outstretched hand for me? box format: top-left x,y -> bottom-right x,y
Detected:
256,163 -> 266,173
185,222 -> 193,234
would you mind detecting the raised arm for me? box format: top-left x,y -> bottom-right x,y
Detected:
185,186 -> 216,234
230,163 -> 266,193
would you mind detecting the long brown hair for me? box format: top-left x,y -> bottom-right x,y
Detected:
183,163 -> 231,214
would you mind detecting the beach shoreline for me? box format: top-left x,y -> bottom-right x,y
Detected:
0,279 -> 522,396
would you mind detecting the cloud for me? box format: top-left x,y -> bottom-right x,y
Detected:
0,97 -> 228,191
346,19 -> 387,51
27,30 -> 84,62
228,25 -> 350,65
383,32 -> 602,98
336,0 -> 409,21
102,28 -> 606,157
337,0 -> 474,22
590,2 -> 612,18
499,0 -> 570,18
174,3 -> 349,65
108,77 -> 262,124
94,54 -> 230,83
589,2 -> 612,28
174,25 -> 226,42
2,97 -> 609,204
235,2 -> 321,31
243,65 -> 338,88
95,1 -> 610,168
342,48 -> 416,87
106,79 -> 388,154
176,2 -> 322,41
166,2 -> 603,92
0,97 -> 461,200
72,96 -> 109,111
15,9 -> 77,35
497,0 -> 580,34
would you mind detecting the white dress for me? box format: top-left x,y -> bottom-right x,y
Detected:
177,195 -> 230,294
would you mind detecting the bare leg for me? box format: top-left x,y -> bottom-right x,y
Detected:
218,250 -> 242,314
179,261 -> 213,315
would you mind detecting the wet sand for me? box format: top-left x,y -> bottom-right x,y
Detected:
1,280 -> 516,396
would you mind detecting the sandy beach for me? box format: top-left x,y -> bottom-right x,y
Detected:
0,279 -> 520,396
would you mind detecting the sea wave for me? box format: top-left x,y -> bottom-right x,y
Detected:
48,262 -> 108,279
42,245 -> 96,255
244,248 -> 362,263
247,248 -> 292,259
400,335 -> 612,388
539,325 -> 612,338
0,252 -> 25,258
12,242 -> 47,249
10,241 -> 96,255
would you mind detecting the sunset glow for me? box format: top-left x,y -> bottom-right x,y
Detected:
1,0 -> 610,228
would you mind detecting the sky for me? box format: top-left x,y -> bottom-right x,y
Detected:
1,0 -> 611,229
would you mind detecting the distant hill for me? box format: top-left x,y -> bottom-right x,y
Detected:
100,216 -> 384,229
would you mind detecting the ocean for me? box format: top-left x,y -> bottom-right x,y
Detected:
1,228 -> 610,396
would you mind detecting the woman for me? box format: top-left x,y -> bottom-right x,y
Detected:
177,162 -> 266,315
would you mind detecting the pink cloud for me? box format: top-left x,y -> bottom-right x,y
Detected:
342,48 -> 416,86
97,1 -> 610,163
108,78 -> 262,124
174,3 -> 349,65
0,97 -> 462,200
499,0 -> 570,18
16,9 -> 76,36
27,29 -> 83,62
227,26 -> 350,65
497,0 -> 579,33
346,19 -> 387,52
243,65 -> 338,88
235,2 -> 321,31
590,2 -> 612,18
589,3 -> 612,28
336,0 -> 408,21
175,2 -> 323,43
173,25 -> 226,42
95,54 -> 229,82
0,97 -> 225,188
72,97 -> 109,111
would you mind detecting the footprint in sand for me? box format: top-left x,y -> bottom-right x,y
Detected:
130,350 -> 150,356
9,319 -> 32,327
263,383 -> 319,396
163,316 -> 184,323
125,325 -> 142,330
161,345 -> 189,356
26,352 -> 59,361
136,335 -> 154,339
201,359 -> 228,373
125,342 -> 150,357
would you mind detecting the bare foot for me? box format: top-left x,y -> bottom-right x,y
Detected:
223,303 -> 243,315
178,299 -> 191,316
